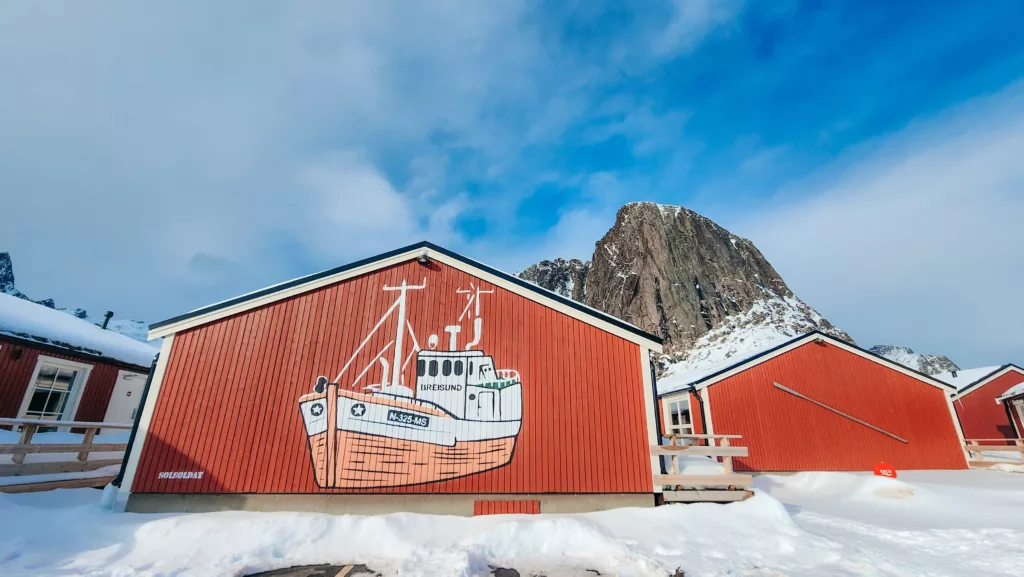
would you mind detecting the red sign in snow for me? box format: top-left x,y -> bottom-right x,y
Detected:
874,462 -> 897,478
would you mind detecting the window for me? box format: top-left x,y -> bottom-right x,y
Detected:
19,356 -> 92,431
664,396 -> 693,436
454,360 -> 464,376
428,360 -> 439,377
417,359 -> 426,377
442,360 -> 452,377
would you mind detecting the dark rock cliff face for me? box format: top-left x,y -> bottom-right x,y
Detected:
868,345 -> 959,375
517,258 -> 590,302
517,202 -> 853,355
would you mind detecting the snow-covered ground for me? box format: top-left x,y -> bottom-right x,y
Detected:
1,470 -> 1023,576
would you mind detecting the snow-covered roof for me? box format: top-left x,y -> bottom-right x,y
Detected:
934,366 -> 1002,391
658,339 -> 783,395
997,381 -> 1024,402
0,292 -> 158,368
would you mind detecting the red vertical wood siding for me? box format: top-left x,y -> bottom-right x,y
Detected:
473,500 -> 540,515
134,260 -> 654,494
706,341 -> 967,471
953,370 -> 1024,440
0,336 -> 125,422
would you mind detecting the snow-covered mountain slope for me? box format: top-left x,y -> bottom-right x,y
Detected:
868,345 -> 958,376
517,258 -> 589,302
0,251 -> 150,343
657,294 -> 850,394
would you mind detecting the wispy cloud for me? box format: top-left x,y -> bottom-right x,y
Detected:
734,82 -> 1024,366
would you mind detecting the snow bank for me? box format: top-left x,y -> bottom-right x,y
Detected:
755,470 -> 1024,530
4,470 -> 1024,576
0,292 -> 157,367
0,490 -> 836,577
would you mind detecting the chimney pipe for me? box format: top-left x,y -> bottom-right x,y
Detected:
101,311 -> 114,329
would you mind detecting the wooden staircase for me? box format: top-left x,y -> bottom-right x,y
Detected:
653,434 -> 753,503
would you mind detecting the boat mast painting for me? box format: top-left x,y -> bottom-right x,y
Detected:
298,278 -> 524,488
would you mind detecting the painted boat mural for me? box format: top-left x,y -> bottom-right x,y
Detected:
298,279 -> 523,488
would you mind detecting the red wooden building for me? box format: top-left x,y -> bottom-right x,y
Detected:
995,381 -> 1024,438
1,293 -> 155,428
118,242 -> 664,514
945,365 -> 1024,440
658,332 -> 968,472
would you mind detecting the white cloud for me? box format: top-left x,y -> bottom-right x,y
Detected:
652,0 -> 743,56
734,82 -> 1024,367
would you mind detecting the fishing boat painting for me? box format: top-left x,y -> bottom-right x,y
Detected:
298,278 -> 523,489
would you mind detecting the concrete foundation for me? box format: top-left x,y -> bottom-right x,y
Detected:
125,492 -> 655,515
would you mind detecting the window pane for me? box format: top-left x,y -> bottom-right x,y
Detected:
428,360 -> 438,377
27,390 -> 50,413
44,391 -> 66,414
35,365 -> 59,389
53,368 -> 78,392
442,360 -> 452,376
454,360 -> 464,376
417,359 -> 426,377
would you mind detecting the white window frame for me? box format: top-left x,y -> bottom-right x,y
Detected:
1014,400 -> 1024,435
17,355 -> 94,429
663,395 -> 694,436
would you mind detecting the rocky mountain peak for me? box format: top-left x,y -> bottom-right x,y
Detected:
517,201 -> 853,366
1,252 -> 18,295
868,345 -> 959,376
517,258 -> 590,302
586,201 -> 848,350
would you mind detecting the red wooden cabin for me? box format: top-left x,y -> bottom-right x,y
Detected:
1,293 -> 155,429
658,332 -> 968,472
944,365 -> 1024,440
118,242 -> 664,515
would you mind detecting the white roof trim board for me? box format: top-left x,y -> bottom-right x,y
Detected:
148,242 -> 663,352
659,332 -> 957,399
0,292 -> 158,368
948,365 -> 1024,400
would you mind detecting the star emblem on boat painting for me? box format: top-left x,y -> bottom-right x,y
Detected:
297,279 -> 523,489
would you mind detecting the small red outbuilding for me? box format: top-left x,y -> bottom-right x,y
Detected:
943,365 -> 1024,440
658,332 -> 968,472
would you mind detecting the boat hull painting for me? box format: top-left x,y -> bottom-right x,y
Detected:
306,429 -> 517,489
299,390 -> 520,488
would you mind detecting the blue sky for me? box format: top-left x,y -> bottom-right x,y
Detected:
2,1 -> 1023,367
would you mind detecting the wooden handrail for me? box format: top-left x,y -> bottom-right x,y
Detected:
962,438 -> 1024,465
0,418 -> 130,476
0,417 -> 133,429
664,433 -> 743,439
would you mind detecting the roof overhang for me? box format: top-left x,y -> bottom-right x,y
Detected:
149,241 -> 663,352
659,331 -> 956,399
952,365 -> 1024,401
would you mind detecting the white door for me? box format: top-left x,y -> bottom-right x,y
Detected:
102,370 -> 146,433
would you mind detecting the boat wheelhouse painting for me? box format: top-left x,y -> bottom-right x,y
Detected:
298,279 -> 523,488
